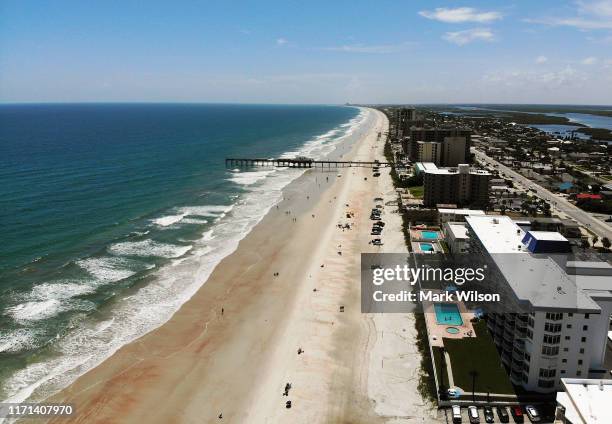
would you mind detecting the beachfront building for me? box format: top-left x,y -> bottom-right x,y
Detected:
555,378 -> 612,423
442,222 -> 469,254
465,216 -> 612,393
415,141 -> 441,164
413,161 -> 437,176
437,208 -> 485,224
391,108 -> 423,139
423,164 -> 491,208
407,128 -> 471,166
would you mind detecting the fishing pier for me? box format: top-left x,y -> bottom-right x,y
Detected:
225,158 -> 390,169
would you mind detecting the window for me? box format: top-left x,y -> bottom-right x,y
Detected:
538,379 -> 555,389
579,348 -> 584,354
561,370 -> 566,374
577,371 -> 582,376
567,324 -> 572,329
525,353 -> 531,362
543,335 -> 560,344
581,337 -> 587,343
585,314 -> 589,319
568,313 -> 573,317
565,336 -> 570,340
583,325 -> 588,331
541,346 -> 559,356
546,312 -> 563,321
545,323 -> 562,333
539,368 -> 556,378
563,348 -> 569,352
528,317 -> 535,327
562,359 -> 567,363
526,329 -> 533,339
578,360 -> 583,365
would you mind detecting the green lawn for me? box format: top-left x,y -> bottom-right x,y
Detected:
443,320 -> 515,395
408,185 -> 424,199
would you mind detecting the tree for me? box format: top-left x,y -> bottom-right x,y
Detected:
603,237 -> 611,250
581,239 -> 590,249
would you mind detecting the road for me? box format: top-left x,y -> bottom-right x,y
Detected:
473,149 -> 612,241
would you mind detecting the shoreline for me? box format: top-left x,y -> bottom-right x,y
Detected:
39,107 -> 439,423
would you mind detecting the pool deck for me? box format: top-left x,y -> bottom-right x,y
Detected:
422,290 -> 476,347
411,241 -> 442,253
409,228 -> 442,241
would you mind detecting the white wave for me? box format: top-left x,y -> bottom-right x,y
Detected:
29,281 -> 96,301
0,329 -> 39,353
109,239 -> 192,259
76,257 -> 151,284
153,214 -> 185,227
6,299 -> 95,322
180,218 -> 209,225
152,205 -> 232,227
229,169 -> 276,186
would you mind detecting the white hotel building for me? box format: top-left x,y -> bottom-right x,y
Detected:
465,215 -> 612,393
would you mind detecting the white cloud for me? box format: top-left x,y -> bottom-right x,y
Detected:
581,56 -> 598,64
419,7 -> 502,23
320,42 -> 415,54
443,28 -> 495,45
578,0 -> 612,17
276,38 -> 288,46
524,0 -> 612,30
535,55 -> 549,64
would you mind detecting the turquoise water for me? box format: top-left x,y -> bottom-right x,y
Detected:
421,231 -> 439,240
420,243 -> 434,252
0,103 -> 364,402
446,327 -> 460,334
434,303 -> 463,326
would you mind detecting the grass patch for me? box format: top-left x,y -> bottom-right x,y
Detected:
415,313 -> 438,402
408,185 -> 424,199
443,320 -> 515,395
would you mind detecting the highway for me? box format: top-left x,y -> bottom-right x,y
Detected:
473,149 -> 612,241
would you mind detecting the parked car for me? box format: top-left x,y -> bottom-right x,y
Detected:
452,405 -> 462,424
373,173 -> 380,177
372,239 -> 383,246
483,406 -> 494,423
496,406 -> 510,423
447,388 -> 460,398
468,406 -> 480,424
511,405 -> 524,423
525,405 -> 540,422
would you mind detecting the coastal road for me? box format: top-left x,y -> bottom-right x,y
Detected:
473,149 -> 612,241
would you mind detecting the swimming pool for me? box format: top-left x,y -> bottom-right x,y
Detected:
446,327 -> 460,334
434,303 -> 463,326
421,230 -> 439,240
420,243 -> 434,252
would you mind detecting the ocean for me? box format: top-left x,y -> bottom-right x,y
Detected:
0,103 -> 364,402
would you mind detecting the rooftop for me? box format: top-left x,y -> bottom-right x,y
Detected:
526,231 -> 568,241
557,378 -> 612,424
493,254 -> 600,312
446,222 -> 469,240
438,208 -> 485,216
466,215 -> 526,253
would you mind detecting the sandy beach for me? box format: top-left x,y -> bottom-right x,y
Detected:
42,108 -> 440,424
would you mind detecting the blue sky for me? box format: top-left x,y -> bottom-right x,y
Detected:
1,0 -> 612,104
